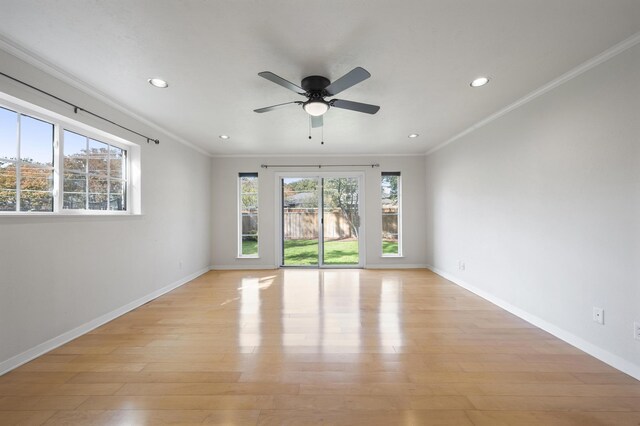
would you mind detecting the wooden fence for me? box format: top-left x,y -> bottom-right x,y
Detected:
284,209 -> 353,240
282,208 -> 400,240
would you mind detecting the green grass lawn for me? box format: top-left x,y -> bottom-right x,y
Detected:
242,239 -> 398,265
382,240 -> 400,255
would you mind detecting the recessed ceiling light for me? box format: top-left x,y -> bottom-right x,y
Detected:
408,133 -> 419,138
470,77 -> 490,88
219,135 -> 230,140
148,78 -> 168,88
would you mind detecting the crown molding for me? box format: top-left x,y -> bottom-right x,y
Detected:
0,34 -> 212,157
425,31 -> 640,156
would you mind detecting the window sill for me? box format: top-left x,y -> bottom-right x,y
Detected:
381,255 -> 404,258
0,212 -> 142,218
237,256 -> 260,259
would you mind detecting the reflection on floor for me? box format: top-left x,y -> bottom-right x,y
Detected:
1,269 -> 639,425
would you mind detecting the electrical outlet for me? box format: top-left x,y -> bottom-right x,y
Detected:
458,260 -> 465,271
179,260 -> 183,270
634,322 -> 640,341
593,307 -> 604,325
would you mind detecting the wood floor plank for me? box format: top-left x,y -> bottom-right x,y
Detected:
76,395 -> 274,410
43,409 -> 260,425
0,269 -> 638,425
465,410 -> 640,425
257,409 -> 474,426
0,410 -> 56,426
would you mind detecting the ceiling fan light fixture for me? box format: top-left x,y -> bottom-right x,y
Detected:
303,100 -> 329,116
408,133 -> 419,138
219,134 -> 230,140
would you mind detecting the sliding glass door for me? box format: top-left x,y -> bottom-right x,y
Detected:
280,174 -> 362,268
322,177 -> 360,266
282,177 -> 320,266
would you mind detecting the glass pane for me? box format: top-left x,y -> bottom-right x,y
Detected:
242,194 -> 258,211
109,194 -> 125,211
63,193 -> 86,210
282,177 -> 319,266
381,176 -> 399,206
382,175 -> 399,255
109,146 -> 125,179
88,175 -> 107,193
20,115 -> 54,167
21,166 -> 53,192
382,215 -> 399,255
88,176 -> 107,210
88,193 -> 108,210
242,214 -> 258,235
109,179 -> 126,211
323,177 -> 359,265
240,176 -> 258,194
0,161 -> 17,190
0,189 -> 16,211
63,130 -> 87,172
0,107 -> 17,160
242,236 -> 258,255
20,191 -> 53,212
88,139 -> 108,175
63,172 -> 86,193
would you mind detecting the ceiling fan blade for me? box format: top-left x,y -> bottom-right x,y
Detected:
331,99 -> 380,114
325,67 -> 371,96
311,115 -> 323,128
258,71 -> 305,94
253,101 -> 300,113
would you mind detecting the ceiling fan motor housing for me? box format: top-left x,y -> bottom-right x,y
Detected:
301,76 -> 331,116
301,75 -> 331,94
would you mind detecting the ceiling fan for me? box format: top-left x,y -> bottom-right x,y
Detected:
253,67 -> 380,128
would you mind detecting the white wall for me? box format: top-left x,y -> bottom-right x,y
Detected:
0,49 -> 212,372
425,43 -> 640,378
211,155 -> 427,269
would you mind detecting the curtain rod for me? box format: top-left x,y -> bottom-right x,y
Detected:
0,71 -> 160,144
261,163 -> 380,169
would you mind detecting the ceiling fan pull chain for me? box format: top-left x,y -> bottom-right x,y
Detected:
321,125 -> 324,145
308,116 -> 312,139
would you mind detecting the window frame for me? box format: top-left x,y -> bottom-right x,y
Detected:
381,171 -> 402,257
0,91 -> 140,216
237,172 -> 259,258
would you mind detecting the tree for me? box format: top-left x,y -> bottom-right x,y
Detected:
323,178 -> 359,238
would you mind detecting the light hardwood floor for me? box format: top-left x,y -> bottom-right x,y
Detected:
1,269 -> 639,425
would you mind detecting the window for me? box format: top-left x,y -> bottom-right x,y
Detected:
381,171 -> 401,256
0,107 -> 55,212
63,130 -> 127,211
0,93 -> 138,215
239,172 -> 258,257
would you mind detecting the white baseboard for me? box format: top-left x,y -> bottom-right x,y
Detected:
426,265 -> 640,382
210,264 -> 429,270
210,264 -> 278,270
366,263 -> 429,269
0,267 -> 209,376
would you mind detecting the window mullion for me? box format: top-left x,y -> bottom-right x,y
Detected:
106,144 -> 111,210
53,124 -> 63,212
15,113 -> 21,212
84,136 -> 89,210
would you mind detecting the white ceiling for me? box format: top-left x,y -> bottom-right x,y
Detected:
1,1 -> 639,156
